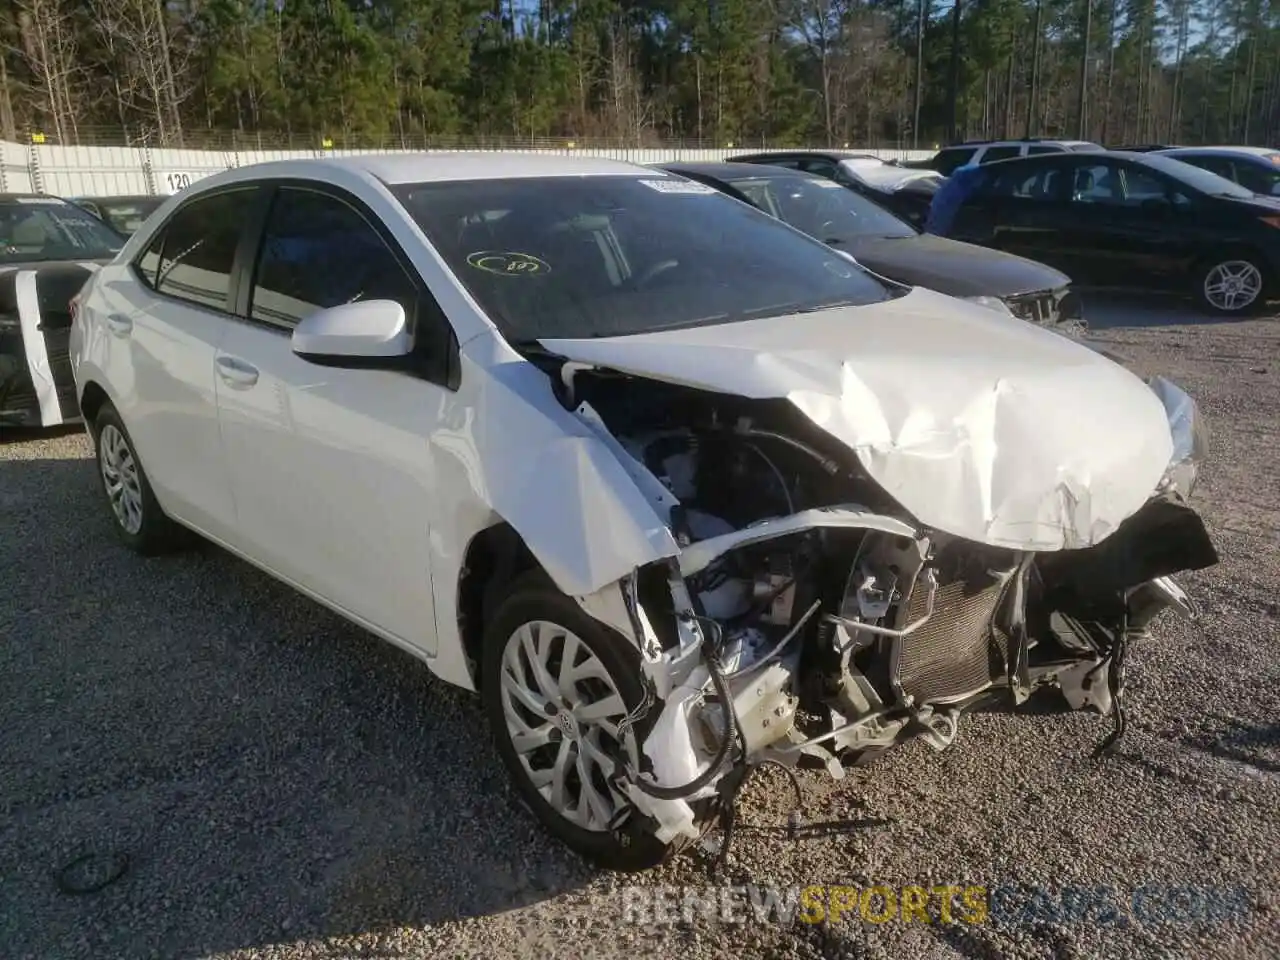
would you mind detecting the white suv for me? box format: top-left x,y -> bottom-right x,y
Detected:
927,139 -> 1103,175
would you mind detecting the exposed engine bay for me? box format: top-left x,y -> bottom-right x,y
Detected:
551,365 -> 1220,851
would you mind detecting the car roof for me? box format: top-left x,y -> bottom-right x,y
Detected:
228,152 -> 654,185
660,161 -> 823,181
728,150 -> 880,162
75,194 -> 161,202
1159,146 -> 1279,158
948,138 -> 1098,149
0,193 -> 70,204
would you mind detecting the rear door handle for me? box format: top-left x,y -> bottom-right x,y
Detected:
216,355 -> 260,388
105,314 -> 132,337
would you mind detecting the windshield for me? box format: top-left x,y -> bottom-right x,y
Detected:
0,198 -> 124,264
95,198 -> 165,236
725,173 -> 915,243
1139,154 -> 1256,199
392,176 -> 895,340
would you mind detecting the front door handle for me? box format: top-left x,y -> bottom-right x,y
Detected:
216,355 -> 260,388
105,314 -> 132,337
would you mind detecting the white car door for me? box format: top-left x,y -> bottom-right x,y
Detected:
213,183 -> 451,654
88,187 -> 257,538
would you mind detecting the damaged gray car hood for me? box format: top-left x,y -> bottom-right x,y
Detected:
540,286 -> 1175,552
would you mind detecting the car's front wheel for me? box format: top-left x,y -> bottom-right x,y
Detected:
1195,254 -> 1268,315
481,572 -> 705,870
92,402 -> 180,554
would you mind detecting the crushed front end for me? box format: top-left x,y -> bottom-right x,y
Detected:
556,366 -> 1218,851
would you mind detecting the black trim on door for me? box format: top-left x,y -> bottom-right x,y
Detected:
225,178 -> 462,392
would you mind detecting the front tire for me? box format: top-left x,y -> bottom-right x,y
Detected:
92,402 -> 180,554
480,572 -> 703,870
1194,254 -> 1268,315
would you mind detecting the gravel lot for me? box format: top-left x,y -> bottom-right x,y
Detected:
2,295 -> 1278,960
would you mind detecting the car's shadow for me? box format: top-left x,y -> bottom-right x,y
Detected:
1081,288 -> 1279,330
0,453 -> 593,959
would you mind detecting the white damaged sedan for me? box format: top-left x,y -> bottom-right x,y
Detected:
70,153 -> 1218,870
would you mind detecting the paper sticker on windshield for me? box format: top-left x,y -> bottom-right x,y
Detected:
466,251 -> 551,277
812,180 -> 844,189
638,178 -> 718,195
14,196 -> 65,204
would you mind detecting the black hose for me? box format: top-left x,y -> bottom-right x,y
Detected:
631,644 -> 738,800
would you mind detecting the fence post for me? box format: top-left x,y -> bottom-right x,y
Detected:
27,141 -> 45,194
141,145 -> 158,195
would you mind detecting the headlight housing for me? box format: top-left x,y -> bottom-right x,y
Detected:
1148,376 -> 1208,498
963,295 -> 1015,316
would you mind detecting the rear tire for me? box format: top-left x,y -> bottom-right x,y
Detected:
481,571 -> 710,870
1194,253 -> 1268,315
91,402 -> 181,555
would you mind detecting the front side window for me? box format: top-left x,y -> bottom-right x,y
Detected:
1230,160 -> 1280,196
0,198 -> 125,265
392,175 -> 895,341
249,187 -> 418,328
150,189 -> 256,310
1027,145 -> 1062,156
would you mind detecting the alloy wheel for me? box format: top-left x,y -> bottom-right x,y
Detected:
498,620 -> 639,831
1203,260 -> 1263,312
99,423 -> 144,535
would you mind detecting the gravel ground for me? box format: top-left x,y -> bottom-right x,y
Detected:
1,294 -> 1278,960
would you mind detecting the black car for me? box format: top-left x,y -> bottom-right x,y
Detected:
1,194 -> 125,427
71,194 -> 166,236
726,150 -> 945,226
946,150 -> 1280,314
659,161 -> 1083,328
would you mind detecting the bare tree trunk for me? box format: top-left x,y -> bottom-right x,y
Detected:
1243,15 -> 1259,142
1101,0 -> 1117,142
1003,48 -> 1015,140
1077,0 -> 1092,139
912,0 -> 924,149
946,0 -> 961,143
1026,0 -> 1043,137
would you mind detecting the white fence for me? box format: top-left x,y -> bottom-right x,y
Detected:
0,140 -> 935,198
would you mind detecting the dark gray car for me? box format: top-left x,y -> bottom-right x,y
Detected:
659,162 -> 1084,329
1,194 -> 124,427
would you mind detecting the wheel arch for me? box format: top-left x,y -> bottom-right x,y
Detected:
78,379 -> 113,434
456,520 -> 543,691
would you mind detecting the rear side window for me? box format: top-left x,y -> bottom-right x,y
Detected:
980,146 -> 1022,164
1027,145 -> 1062,155
933,148 -> 976,175
249,187 -> 419,329
143,189 -> 256,311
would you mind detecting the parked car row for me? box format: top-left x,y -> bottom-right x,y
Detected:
26,151 -> 1216,871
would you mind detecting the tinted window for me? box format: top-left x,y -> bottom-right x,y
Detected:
152,189 -> 255,310
980,146 -> 1022,164
725,173 -> 915,241
392,176 -> 895,341
1069,162 -> 1168,206
1178,155 -> 1233,179
0,198 -> 125,265
991,163 -> 1063,201
97,198 -> 165,236
250,188 -> 418,328
137,231 -> 163,287
1027,145 -> 1062,155
1229,159 -> 1280,195
799,158 -> 839,178
1139,154 -> 1254,198
933,148 -> 976,175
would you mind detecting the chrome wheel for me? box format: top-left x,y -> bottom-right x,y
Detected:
99,423 -> 143,535
1203,260 -> 1262,312
498,620 -> 639,832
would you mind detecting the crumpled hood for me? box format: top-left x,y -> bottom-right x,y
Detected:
845,234 -> 1071,298
540,286 -> 1176,552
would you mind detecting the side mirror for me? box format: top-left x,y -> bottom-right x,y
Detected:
291,300 -> 411,365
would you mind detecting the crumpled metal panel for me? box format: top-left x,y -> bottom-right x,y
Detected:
540,287 -> 1176,553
